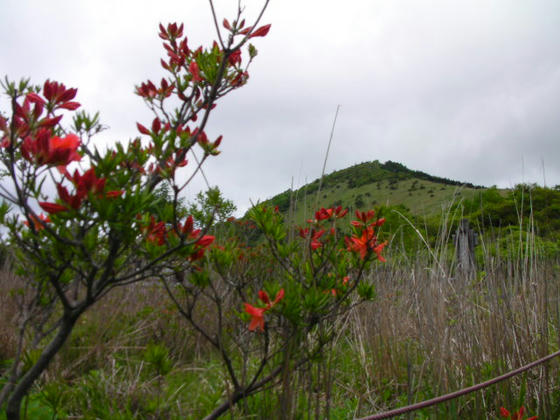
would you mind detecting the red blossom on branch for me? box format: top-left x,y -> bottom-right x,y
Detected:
56,183 -> 83,210
244,288 -> 284,332
23,213 -> 50,231
299,228 -> 325,250
244,304 -> 266,332
228,49 -> 242,66
42,80 -> 80,110
314,206 -> 348,222
21,131 -> 81,169
346,225 -> 387,261
70,168 -> 106,196
189,61 -> 203,82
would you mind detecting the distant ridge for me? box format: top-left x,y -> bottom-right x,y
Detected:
264,160 -> 485,217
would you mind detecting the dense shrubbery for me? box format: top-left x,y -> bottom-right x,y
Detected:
463,184 -> 560,238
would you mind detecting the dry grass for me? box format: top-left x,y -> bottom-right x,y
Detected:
341,245 -> 560,418
1,228 -> 559,418
0,268 -> 22,363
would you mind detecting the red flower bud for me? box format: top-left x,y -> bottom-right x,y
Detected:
258,290 -> 270,305
158,23 -> 168,40
38,115 -> 63,129
137,122 -> 150,135
151,118 -> 161,134
26,93 -> 46,106
228,49 -> 242,66
105,190 -> 124,198
249,24 -> 271,38
58,101 -> 81,111
39,202 -> 68,214
189,61 -> 203,83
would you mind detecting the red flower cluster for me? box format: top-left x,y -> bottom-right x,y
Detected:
345,210 -> 387,261
143,216 -> 168,246
23,213 -> 50,231
139,214 -> 214,261
244,289 -> 285,332
222,17 -> 271,38
136,79 -> 175,100
2,81 -> 78,143
329,275 -> 350,297
39,168 -> 123,214
314,206 -> 348,222
21,131 -> 81,170
299,227 -> 325,250
192,127 -> 222,156
41,80 -> 80,111
500,406 -> 536,420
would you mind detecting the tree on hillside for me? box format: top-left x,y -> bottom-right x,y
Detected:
187,186 -> 237,226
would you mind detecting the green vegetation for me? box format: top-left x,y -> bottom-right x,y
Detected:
1,233 -> 556,419
266,160 -> 483,221
2,161 -> 559,419
265,161 -> 560,260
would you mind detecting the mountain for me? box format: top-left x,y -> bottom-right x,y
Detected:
264,160 -> 485,222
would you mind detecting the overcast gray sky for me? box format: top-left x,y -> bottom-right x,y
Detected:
2,0 -> 560,214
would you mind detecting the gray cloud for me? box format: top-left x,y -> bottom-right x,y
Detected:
2,0 -> 560,215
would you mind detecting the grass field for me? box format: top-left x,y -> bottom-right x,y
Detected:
1,219 -> 557,419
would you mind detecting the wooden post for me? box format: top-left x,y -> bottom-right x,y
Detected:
455,219 -> 476,275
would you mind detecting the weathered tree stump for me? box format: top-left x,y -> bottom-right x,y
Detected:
454,218 -> 477,275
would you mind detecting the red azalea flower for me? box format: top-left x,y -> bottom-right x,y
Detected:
56,183 -> 82,210
42,80 -> 80,110
310,230 -> 325,250
315,207 -> 333,221
196,235 -> 215,248
355,209 -> 377,224
259,289 -> 284,308
136,81 -> 158,98
346,231 -> 369,260
244,304 -> 266,332
23,213 -> 50,230
245,289 -> 284,332
373,242 -> 388,263
299,227 -> 325,250
313,206 -> 348,222
346,226 -> 387,261
23,132 -> 82,167
178,215 -> 194,235
73,168 -> 106,196
499,406 -> 536,420
228,49 -> 242,66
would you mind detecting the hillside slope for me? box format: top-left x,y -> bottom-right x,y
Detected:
264,160 -> 485,222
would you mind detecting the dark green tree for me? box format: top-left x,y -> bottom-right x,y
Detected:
187,186 -> 237,226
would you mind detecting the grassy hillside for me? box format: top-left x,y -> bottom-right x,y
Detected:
264,160 -> 485,222
259,160 -> 560,258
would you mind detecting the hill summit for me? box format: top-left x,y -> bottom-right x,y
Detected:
265,160 -> 484,219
